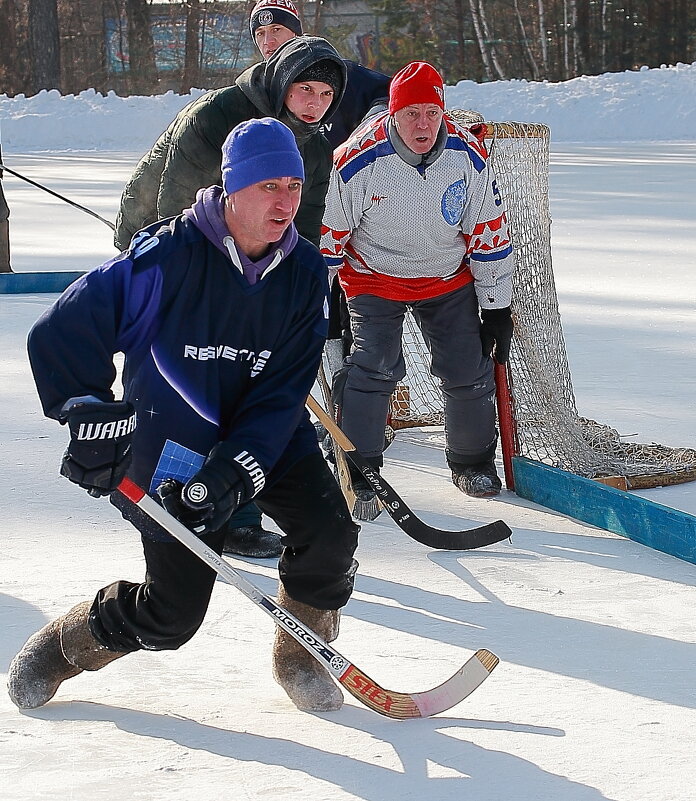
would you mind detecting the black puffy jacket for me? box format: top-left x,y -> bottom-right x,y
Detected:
114,36 -> 346,250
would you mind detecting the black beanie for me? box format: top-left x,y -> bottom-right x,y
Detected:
249,0 -> 303,38
294,60 -> 343,96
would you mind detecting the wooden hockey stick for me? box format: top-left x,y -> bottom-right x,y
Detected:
317,362 -> 357,512
306,395 -> 512,550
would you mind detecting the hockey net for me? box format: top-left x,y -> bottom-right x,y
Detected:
392,111 -> 696,489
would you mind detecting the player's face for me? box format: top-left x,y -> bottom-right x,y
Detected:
393,103 -> 444,155
254,23 -> 296,59
224,177 -> 303,259
284,81 -> 335,124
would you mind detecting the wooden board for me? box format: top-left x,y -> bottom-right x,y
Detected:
0,271 -> 84,294
512,456 -> 696,565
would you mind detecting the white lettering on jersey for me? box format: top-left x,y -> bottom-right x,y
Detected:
250,350 -> 271,377
183,345 -> 272,377
129,230 -> 160,258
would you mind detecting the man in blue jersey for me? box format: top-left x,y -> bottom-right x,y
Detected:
8,118 -> 359,715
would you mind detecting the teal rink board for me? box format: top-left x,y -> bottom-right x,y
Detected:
512,456 -> 696,565
0,271 -> 84,294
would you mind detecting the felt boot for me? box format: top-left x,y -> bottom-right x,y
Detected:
448,456 -> 502,498
272,584 -> 343,712
8,601 -> 126,709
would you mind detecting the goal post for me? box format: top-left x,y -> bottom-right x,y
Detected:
395,112 -> 696,490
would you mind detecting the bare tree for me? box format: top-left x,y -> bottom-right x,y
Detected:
513,0 -> 540,79
29,0 -> 61,91
476,0 -> 506,79
180,0 -> 201,93
537,0 -> 549,75
600,0 -> 608,71
453,0 -> 469,77
0,0 -> 21,93
0,144 -> 11,273
561,0 -> 569,78
468,0 -> 494,79
126,0 -> 156,94
569,0 -> 585,76
422,0 -> 444,70
312,0 -> 323,32
58,0 -> 107,93
674,0 -> 690,62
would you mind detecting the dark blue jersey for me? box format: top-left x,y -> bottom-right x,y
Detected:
28,216 -> 329,530
321,61 -> 390,149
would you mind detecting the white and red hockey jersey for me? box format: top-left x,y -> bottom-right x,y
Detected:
320,112 -> 514,308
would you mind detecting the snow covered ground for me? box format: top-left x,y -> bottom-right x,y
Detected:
1,65 -> 695,800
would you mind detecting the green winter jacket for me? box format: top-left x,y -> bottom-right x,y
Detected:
114,36 -> 346,250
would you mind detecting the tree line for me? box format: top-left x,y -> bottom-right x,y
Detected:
0,0 -> 694,97
373,0 -> 694,83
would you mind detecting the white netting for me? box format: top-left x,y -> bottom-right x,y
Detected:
393,113 -> 696,488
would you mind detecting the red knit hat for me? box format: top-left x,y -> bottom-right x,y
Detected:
388,61 -> 445,115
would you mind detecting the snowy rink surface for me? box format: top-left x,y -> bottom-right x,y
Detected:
2,144 -> 695,798
1,290 -> 695,801
1,67 -> 696,800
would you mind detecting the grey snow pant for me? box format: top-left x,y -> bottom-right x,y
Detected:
338,283 -> 497,463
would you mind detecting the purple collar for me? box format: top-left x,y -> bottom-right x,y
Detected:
183,186 -> 299,285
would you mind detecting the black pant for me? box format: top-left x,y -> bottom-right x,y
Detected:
90,453 -> 359,653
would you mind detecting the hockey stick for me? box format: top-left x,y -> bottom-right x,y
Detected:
494,361 -> 518,491
0,161 -> 116,231
117,477 -> 499,719
306,395 -> 512,550
317,362 -> 357,512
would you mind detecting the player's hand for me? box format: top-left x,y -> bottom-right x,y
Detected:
60,401 -> 136,497
480,306 -> 513,364
157,444 -> 262,535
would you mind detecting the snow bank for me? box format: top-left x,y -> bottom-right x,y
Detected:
447,62 -> 696,142
0,62 -> 694,151
0,87 -> 206,152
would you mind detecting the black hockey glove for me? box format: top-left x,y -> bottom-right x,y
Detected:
157,443 -> 263,535
60,400 -> 136,497
480,306 -> 513,364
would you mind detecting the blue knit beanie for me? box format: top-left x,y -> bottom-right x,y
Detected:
221,117 -> 305,195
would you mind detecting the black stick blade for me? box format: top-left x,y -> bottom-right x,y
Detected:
347,449 -> 512,550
